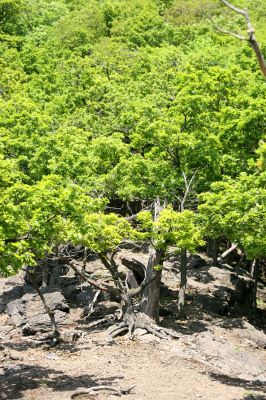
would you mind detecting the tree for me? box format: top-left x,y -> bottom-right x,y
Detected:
199,172 -> 266,311
218,0 -> 266,78
1,0 -> 266,338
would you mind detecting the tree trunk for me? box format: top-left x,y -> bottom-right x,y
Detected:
32,282 -> 60,340
178,249 -> 187,317
206,238 -> 212,257
140,197 -> 165,321
251,259 -> 258,313
212,238 -> 219,266
141,246 -> 163,321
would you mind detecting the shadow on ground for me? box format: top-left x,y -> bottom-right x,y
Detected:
0,363 -> 124,400
208,372 -> 265,394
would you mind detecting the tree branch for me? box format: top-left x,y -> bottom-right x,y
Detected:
220,0 -> 266,78
218,242 -> 238,262
69,261 -> 120,296
212,20 -> 246,41
126,273 -> 157,299
220,0 -> 247,16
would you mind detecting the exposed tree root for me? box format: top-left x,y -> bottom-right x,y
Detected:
70,385 -> 135,399
108,312 -> 181,340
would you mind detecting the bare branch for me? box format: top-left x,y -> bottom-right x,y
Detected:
69,261 -> 120,296
220,0 -> 247,16
178,171 -> 197,211
220,0 -> 266,78
218,243 -> 238,262
4,234 -> 30,244
212,19 -> 246,41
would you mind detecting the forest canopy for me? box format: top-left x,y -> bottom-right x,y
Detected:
0,0 -> 265,285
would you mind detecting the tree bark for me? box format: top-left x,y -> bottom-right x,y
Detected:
141,246 -> 163,321
178,249 -> 187,317
206,238 -> 212,257
212,238 -> 219,266
32,282 -> 60,339
141,198 -> 165,321
251,259 -> 258,312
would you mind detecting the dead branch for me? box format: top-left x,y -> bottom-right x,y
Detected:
221,0 -> 247,16
70,385 -> 135,399
176,171 -> 197,212
212,20 -> 246,41
85,315 -> 116,328
219,0 -> 266,78
218,242 -> 238,262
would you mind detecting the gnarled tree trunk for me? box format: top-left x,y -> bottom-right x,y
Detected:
140,197 -> 165,321
141,246 -> 163,321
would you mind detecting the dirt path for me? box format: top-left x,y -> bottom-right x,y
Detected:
1,330 -> 265,400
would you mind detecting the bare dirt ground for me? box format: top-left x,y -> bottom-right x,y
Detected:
1,321 -> 265,400
1,250 -> 266,400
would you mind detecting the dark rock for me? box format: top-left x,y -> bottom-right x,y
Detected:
41,290 -> 69,312
76,287 -> 99,307
6,299 -> 24,316
197,294 -> 229,316
192,265 -> 255,317
62,285 -> 80,301
0,281 -> 24,313
22,310 -> 67,335
160,284 -> 171,297
6,299 -> 26,327
23,264 -> 45,287
189,254 -> 207,269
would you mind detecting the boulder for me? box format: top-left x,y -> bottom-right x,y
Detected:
42,290 -> 69,312
6,289 -> 69,332
220,319 -> 266,349
189,254 -> 207,269
62,284 -> 80,301
75,285 -> 100,306
190,264 -> 255,317
6,299 -> 26,327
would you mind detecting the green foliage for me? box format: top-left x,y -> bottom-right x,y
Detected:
257,138 -> 266,170
199,173 -> 266,259
137,207 -> 204,253
65,212 -> 136,254
155,207 -> 205,252
1,0 -> 266,276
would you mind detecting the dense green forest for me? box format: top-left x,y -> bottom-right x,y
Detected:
0,0 -> 266,330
